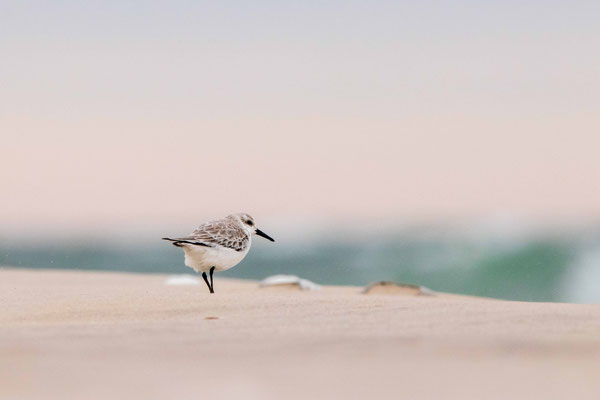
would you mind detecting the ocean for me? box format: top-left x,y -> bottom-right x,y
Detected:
2,223 -> 600,303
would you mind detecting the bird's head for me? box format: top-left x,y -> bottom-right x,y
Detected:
229,213 -> 275,242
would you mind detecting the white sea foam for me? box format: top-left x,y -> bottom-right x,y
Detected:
164,274 -> 200,285
562,248 -> 600,303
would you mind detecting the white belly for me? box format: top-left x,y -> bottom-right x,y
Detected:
181,244 -> 250,273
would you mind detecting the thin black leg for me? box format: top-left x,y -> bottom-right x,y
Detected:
209,267 -> 215,293
202,272 -> 213,294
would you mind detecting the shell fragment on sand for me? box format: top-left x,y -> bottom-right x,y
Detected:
362,281 -> 436,296
259,275 -> 321,291
164,275 -> 201,285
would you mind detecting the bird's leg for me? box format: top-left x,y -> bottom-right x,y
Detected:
209,267 -> 215,293
202,272 -> 213,294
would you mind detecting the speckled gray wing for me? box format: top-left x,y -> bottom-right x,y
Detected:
162,219 -> 246,252
186,220 -> 249,251
162,219 -> 250,251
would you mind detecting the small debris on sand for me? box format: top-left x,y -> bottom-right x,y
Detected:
362,281 -> 436,296
259,275 -> 321,291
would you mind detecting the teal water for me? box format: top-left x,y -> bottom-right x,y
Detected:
2,228 -> 599,303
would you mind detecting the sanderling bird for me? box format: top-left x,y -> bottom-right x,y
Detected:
162,213 -> 274,293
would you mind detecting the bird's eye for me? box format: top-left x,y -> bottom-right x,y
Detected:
246,220 -> 254,226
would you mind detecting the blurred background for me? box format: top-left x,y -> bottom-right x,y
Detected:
2,1 -> 599,302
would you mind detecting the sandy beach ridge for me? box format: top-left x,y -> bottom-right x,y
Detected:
1,267 -> 599,400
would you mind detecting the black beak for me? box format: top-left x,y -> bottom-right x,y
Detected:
255,228 -> 275,242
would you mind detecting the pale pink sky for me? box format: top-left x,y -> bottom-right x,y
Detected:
2,1 -> 600,231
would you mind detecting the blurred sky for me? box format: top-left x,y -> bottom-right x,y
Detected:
1,1 -> 600,233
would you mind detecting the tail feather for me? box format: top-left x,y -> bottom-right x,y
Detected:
162,237 -> 210,248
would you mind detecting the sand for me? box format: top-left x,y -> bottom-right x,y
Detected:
1,267 -> 599,400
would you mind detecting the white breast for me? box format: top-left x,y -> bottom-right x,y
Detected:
181,240 -> 251,273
